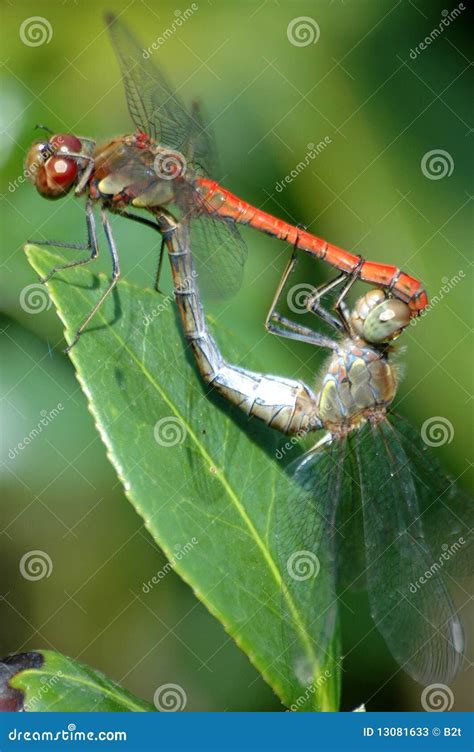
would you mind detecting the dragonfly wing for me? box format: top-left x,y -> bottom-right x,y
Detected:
390,413 -> 473,579
354,420 -> 465,685
106,16 -> 245,293
335,439 -> 367,591
106,13 -> 212,163
190,212 -> 247,300
276,438 -> 345,703
186,101 -> 219,180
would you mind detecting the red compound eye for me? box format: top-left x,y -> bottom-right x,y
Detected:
45,156 -> 78,185
50,134 -> 82,154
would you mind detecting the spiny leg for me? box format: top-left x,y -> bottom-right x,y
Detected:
154,239 -> 166,293
75,156 -> 95,194
65,208 -> 121,352
305,257 -> 364,335
264,250 -> 337,350
304,272 -> 347,333
268,231 -> 346,334
49,143 -> 96,194
42,149 -> 96,196
266,313 -> 338,349
264,249 -> 298,331
29,198 -> 99,283
331,257 -> 364,334
116,209 -> 167,293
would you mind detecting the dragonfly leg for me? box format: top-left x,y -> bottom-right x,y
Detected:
265,248 -> 299,324
75,159 -> 95,195
114,210 -> 161,233
304,273 -> 347,333
154,239 -> 166,293
332,257 -> 364,334
48,149 -> 95,196
31,199 -> 99,283
264,249 -> 300,335
114,209 -> 167,293
64,208 -> 121,352
305,257 -> 364,336
265,250 -> 338,348
266,313 -> 338,350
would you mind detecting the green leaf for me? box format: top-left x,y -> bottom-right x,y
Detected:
0,650 -> 154,711
24,245 -> 341,711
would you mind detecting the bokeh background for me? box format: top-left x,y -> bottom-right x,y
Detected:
1,0 -> 472,711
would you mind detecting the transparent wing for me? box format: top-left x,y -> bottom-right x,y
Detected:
390,413 -> 473,578
187,101 -> 219,179
276,438 -> 344,706
106,15 -> 247,298
354,420 -> 465,685
334,438 -> 367,591
190,212 -> 247,300
106,13 -> 212,165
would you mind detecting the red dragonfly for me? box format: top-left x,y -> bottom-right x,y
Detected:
25,14 -> 428,350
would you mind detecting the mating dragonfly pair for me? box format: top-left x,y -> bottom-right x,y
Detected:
26,15 -> 470,696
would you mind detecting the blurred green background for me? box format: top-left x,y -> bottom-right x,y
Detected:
1,0 -> 472,711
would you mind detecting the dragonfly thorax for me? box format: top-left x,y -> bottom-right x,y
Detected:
316,340 -> 398,436
91,134 -> 190,210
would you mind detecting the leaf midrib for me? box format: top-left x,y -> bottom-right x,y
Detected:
14,668 -> 149,712
26,247 -> 319,687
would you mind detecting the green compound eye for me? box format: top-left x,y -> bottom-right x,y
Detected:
351,290 -> 411,344
361,299 -> 411,343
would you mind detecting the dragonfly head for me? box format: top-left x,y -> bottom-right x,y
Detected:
25,133 -> 83,199
351,289 -> 411,344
